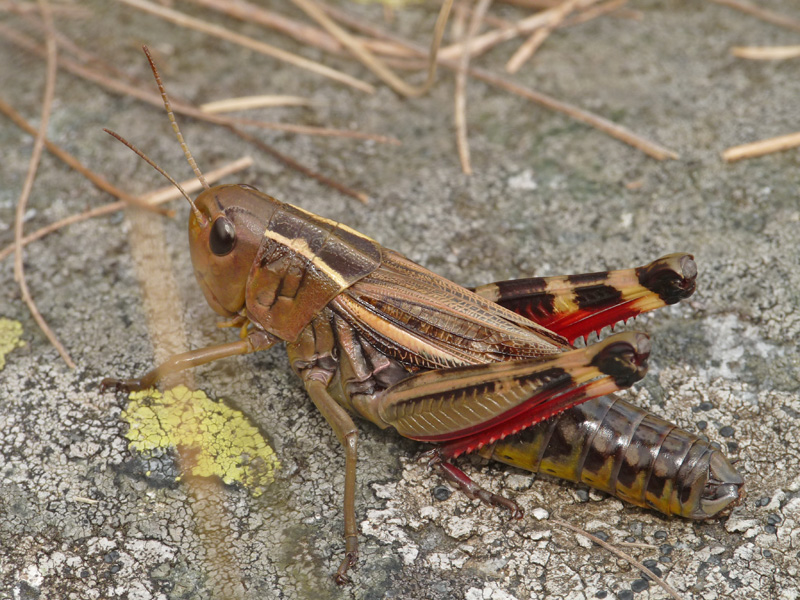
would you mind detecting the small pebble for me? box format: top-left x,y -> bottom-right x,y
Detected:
531,507 -> 549,521
432,486 -> 452,501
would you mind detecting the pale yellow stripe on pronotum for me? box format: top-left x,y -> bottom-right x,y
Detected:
263,226 -> 350,288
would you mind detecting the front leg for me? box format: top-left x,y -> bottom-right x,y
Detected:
287,314 -> 360,584
304,379 -> 360,585
101,328 -> 276,392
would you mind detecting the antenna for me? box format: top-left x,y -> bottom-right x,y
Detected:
142,45 -> 210,190
104,128 -> 207,226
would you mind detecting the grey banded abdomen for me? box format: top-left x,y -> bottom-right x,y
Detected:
482,396 -> 743,519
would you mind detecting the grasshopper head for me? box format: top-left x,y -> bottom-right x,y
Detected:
189,184 -> 279,317
106,50 -> 285,320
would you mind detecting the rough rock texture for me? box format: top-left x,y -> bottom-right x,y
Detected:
1,1 -> 799,599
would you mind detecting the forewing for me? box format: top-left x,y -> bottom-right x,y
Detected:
332,249 -> 569,370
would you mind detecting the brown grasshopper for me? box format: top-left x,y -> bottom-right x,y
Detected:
102,48 -> 743,584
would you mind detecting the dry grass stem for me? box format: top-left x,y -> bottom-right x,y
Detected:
118,0 -> 376,93
0,0 -> 89,16
617,541 -> 659,549
506,0 -> 588,74
138,157 -> 254,205
552,518 -> 682,600
506,26 -> 551,72
16,11 -> 147,86
455,0 -> 494,174
13,3 -> 130,79
290,0 -> 454,97
438,0 -> 598,62
723,131 -> 800,162
3,26 -> 369,200
462,5 -> 514,29
229,127 -> 370,203
200,95 -> 315,114
624,178 -> 643,190
708,0 -> 800,33
564,0 -> 636,25
69,496 -> 100,504
0,23 -> 368,203
0,23 -> 395,143
13,0 -> 76,368
186,0 -> 343,53
187,0 -> 418,59
359,38 -> 421,58
471,67 -> 679,159
499,0 -> 561,8
731,45 -> 800,60
0,157 -> 254,263
502,0 -> 637,19
321,3 -> 678,160
376,56 -> 431,71
451,0 -> 469,41
0,97 -> 171,216
437,0 -> 634,34
319,5 -> 423,52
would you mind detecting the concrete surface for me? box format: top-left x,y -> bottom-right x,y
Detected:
1,1 -> 799,599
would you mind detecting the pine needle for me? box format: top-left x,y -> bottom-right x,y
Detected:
551,518 -> 682,600
723,131 -> 800,162
118,0 -> 376,93
0,158 -> 254,263
455,0 -> 494,174
0,97 -> 172,216
13,0 -> 76,368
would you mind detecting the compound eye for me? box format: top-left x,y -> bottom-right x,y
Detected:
209,217 -> 236,256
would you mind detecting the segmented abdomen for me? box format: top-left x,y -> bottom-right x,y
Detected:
482,395 -> 743,518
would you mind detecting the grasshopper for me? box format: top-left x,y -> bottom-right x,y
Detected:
102,48 -> 743,584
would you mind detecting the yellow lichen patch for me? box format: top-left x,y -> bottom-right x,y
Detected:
122,385 -> 279,496
0,318 -> 25,370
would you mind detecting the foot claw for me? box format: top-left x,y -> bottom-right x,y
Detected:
477,490 -> 524,519
427,451 -> 523,519
334,551 -> 358,586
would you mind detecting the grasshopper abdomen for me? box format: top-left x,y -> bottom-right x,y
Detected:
482,395 -> 743,518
